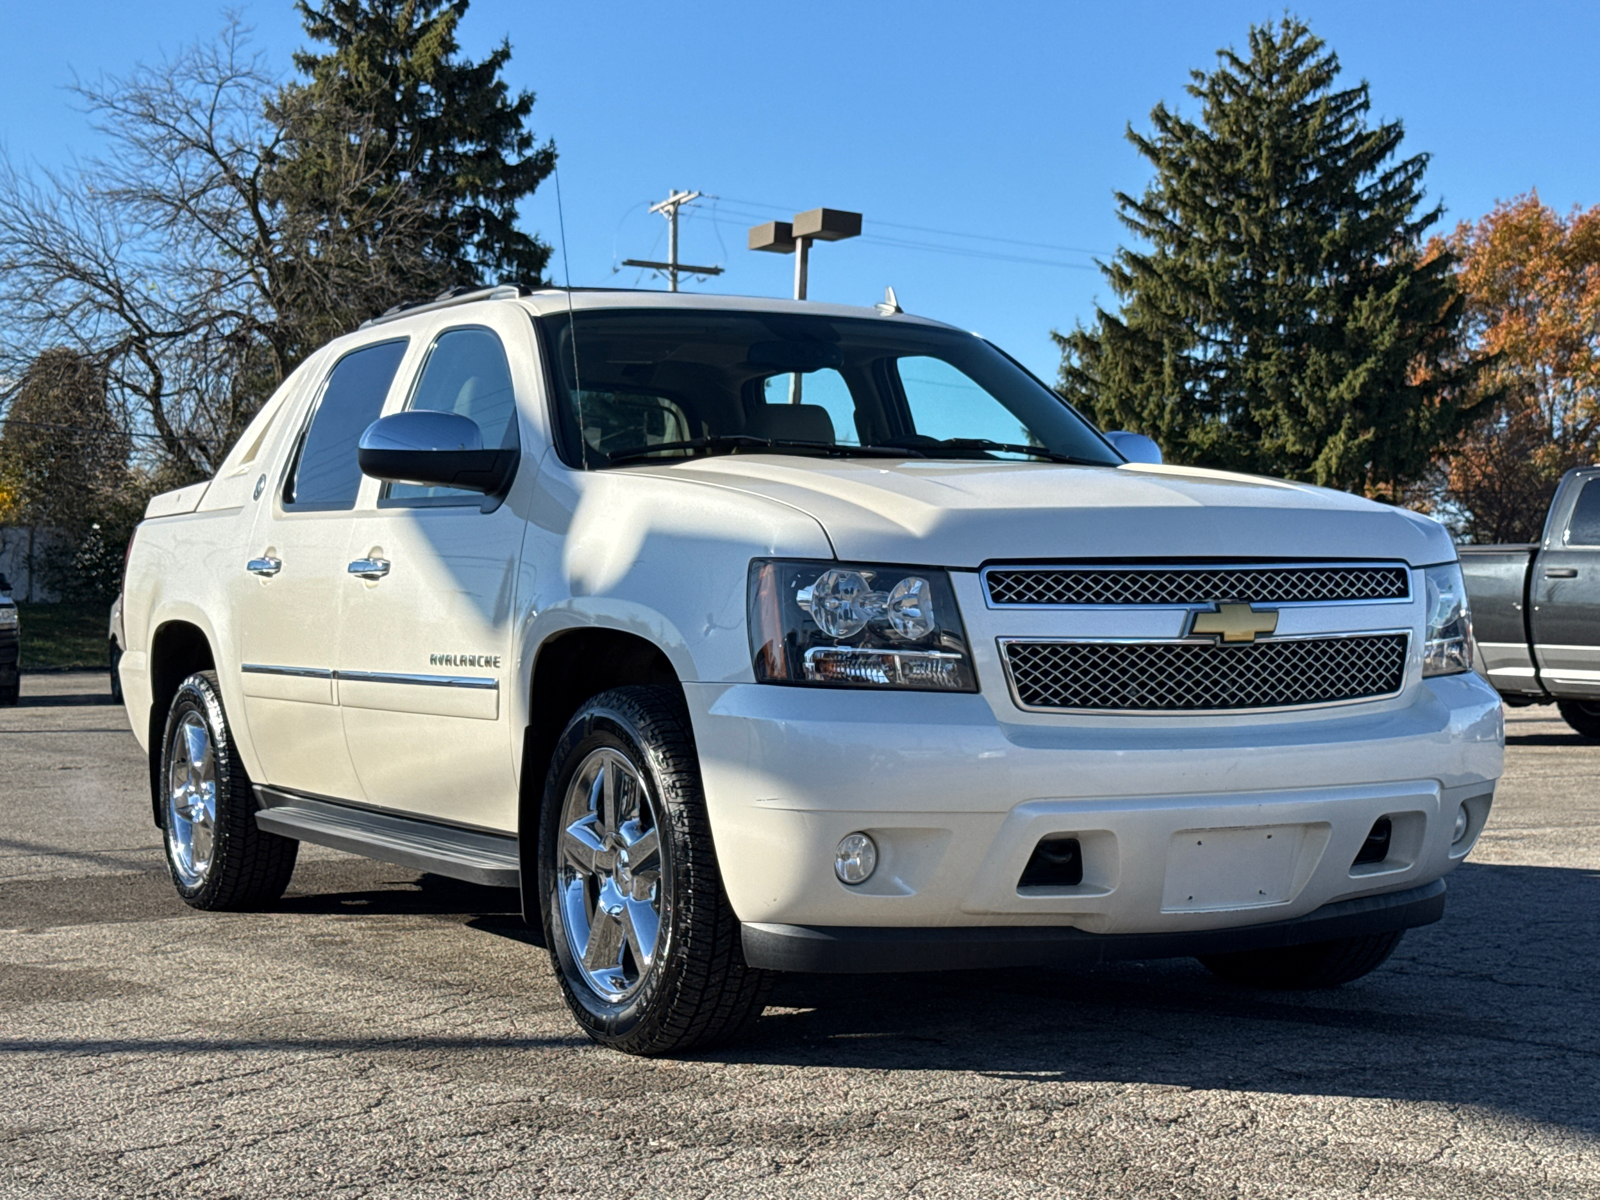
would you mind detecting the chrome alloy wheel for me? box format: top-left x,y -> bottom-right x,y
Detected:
554,746 -> 668,1004
165,711 -> 218,888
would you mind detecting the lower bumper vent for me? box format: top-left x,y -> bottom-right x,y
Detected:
1002,632 -> 1409,712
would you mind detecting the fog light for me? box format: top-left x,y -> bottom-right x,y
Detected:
835,833 -> 877,884
1452,805 -> 1470,845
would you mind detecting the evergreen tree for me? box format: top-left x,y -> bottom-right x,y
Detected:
269,0 -> 557,300
1056,18 -> 1479,495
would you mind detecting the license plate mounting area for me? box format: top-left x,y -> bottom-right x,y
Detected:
1160,823 -> 1326,914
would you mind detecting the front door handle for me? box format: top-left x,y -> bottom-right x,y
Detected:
1544,567 -> 1578,579
247,556 -> 282,577
348,557 -> 391,580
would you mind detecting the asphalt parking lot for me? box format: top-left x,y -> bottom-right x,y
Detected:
2,673 -> 1597,1198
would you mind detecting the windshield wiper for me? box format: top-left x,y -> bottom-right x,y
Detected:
889,437 -> 1111,466
607,437 -> 924,465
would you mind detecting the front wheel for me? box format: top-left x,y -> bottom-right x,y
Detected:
1557,700 -> 1600,741
160,670 -> 298,909
539,686 -> 770,1055
1199,930 -> 1404,989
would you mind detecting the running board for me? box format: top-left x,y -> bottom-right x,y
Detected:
253,788 -> 520,888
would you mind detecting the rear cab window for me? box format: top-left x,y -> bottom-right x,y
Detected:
1564,479 -> 1600,546
284,339 -> 410,510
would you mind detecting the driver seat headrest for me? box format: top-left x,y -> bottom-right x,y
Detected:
745,403 -> 836,445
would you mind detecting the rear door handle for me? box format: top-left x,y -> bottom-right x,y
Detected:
247,556 -> 282,577
1544,568 -> 1578,578
348,557 -> 391,580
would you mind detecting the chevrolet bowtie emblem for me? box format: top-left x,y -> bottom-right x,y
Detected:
1189,602 -> 1279,644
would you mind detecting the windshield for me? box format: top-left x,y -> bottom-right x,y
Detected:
534,309 -> 1121,469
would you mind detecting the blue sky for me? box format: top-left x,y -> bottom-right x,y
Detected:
2,0 -> 1596,381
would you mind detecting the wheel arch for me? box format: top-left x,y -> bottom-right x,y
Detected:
146,618 -> 217,826
517,626 -> 682,922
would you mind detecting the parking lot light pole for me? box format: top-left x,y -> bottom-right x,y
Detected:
748,208 -> 862,301
748,209 -> 863,403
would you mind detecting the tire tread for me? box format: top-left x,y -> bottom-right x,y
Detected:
163,671 -> 297,910
541,685 -> 770,1055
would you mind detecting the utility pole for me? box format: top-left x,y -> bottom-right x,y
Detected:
622,189 -> 723,292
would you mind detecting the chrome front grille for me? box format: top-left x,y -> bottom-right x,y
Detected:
1002,633 -> 1409,712
984,564 -> 1410,607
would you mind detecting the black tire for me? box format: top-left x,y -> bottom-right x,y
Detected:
0,674 -> 17,706
538,686 -> 771,1055
1199,930 -> 1404,989
109,642 -> 123,704
159,670 -> 298,909
1557,700 -> 1600,741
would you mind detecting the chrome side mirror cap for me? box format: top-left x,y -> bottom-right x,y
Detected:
1105,430 -> 1163,465
358,410 -> 515,496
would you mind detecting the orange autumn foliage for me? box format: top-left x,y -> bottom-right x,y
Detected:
1439,194 -> 1600,542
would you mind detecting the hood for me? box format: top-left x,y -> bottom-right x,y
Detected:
631,456 -> 1456,567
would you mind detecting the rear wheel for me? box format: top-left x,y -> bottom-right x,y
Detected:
109,641 -> 123,704
0,673 -> 17,706
539,686 -> 770,1055
1199,930 -> 1404,989
1557,700 -> 1600,741
160,670 -> 297,909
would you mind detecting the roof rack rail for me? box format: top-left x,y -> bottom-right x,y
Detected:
360,284 -> 524,329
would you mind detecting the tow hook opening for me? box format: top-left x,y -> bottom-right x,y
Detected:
1018,836 -> 1084,889
1352,816 -> 1393,868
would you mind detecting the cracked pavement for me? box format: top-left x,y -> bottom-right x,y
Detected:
2,672 -> 1597,1197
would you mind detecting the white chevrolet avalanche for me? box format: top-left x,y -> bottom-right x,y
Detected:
117,287 -> 1503,1054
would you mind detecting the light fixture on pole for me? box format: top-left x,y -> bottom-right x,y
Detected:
748,207 -> 862,301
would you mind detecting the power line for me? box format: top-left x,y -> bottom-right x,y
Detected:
710,195 -> 1112,258
860,235 -> 1101,271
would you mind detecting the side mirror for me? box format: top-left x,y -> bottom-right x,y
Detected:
1105,430 -> 1163,465
358,411 -> 517,495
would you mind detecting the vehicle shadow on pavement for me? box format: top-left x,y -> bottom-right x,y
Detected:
1505,730 -> 1599,747
278,865 -> 524,921
10,685 -> 114,707
715,861 -> 1600,1136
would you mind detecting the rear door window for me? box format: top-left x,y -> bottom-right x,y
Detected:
286,340 -> 408,508
1566,480 -> 1600,546
389,327 -> 520,501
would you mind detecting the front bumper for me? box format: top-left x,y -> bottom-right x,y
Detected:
685,671 -> 1502,939
743,878 -> 1447,973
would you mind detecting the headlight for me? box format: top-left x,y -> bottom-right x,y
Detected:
0,607 -> 17,629
1422,563 -> 1472,677
748,560 -> 978,691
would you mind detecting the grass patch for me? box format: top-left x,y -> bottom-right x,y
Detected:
15,602 -> 111,670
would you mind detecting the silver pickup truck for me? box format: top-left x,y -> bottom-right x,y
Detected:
1461,465 -> 1600,737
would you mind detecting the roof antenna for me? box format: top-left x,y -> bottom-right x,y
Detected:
875,286 -> 902,315
554,164 -> 589,470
